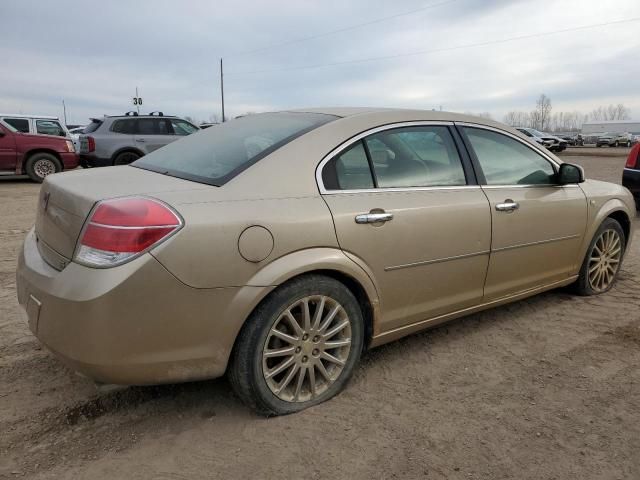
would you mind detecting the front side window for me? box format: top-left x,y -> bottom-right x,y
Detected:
134,112 -> 337,186
36,120 -> 65,136
171,119 -> 198,136
463,127 -> 556,185
4,118 -> 30,133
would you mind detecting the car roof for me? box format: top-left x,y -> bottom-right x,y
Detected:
285,107 -> 510,129
0,113 -> 60,120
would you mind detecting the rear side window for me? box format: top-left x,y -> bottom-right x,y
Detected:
322,125 -> 466,190
134,112 -> 337,186
322,142 -> 374,190
366,126 -> 466,187
111,119 -> 136,134
463,127 -> 556,185
36,120 -> 65,136
4,118 -> 30,133
137,118 -> 171,135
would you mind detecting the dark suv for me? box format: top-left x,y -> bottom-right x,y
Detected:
79,112 -> 199,167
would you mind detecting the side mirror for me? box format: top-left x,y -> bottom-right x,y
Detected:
0,131 -> 5,137
558,163 -> 585,185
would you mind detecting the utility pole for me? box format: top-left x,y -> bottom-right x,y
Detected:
220,58 -> 225,122
62,99 -> 68,126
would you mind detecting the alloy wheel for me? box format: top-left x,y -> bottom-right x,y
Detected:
588,229 -> 622,292
33,159 -> 56,179
262,295 -> 352,403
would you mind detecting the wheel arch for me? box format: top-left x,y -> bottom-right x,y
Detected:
21,149 -> 62,174
110,147 -> 144,164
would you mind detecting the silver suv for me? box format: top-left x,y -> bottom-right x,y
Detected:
79,112 -> 198,167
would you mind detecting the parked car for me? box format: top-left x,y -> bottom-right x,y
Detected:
622,143 -> 640,208
0,119 -> 78,182
516,128 -> 567,152
556,133 -> 583,146
516,127 -> 553,148
79,112 -> 199,167
0,114 -> 70,138
67,126 -> 86,153
17,109 -> 634,415
596,132 -> 633,147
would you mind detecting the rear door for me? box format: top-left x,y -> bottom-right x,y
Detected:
134,118 -> 174,153
0,124 -> 17,172
320,122 -> 491,334
459,124 -> 588,300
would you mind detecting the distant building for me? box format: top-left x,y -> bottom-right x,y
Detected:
582,120 -> 640,135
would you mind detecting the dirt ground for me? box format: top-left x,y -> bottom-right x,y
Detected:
1,151 -> 639,479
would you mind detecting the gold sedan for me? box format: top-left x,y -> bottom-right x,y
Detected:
16,108 -> 635,415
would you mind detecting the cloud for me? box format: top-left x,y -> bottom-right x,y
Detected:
1,0 -> 638,125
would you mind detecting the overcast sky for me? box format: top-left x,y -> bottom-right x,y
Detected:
1,0 -> 638,125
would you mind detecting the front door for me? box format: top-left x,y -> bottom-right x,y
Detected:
0,124 -> 17,172
459,125 -> 588,300
320,124 -> 492,333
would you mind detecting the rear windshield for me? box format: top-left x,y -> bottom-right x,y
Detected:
83,119 -> 103,133
132,112 -> 337,186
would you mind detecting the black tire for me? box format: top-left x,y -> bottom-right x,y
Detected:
24,152 -> 62,183
228,274 -> 365,416
573,218 -> 626,296
113,151 -> 141,166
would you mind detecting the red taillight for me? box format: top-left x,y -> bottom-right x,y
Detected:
75,197 -> 182,267
87,136 -> 96,152
625,144 -> 640,169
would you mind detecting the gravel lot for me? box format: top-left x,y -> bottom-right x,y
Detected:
1,151 -> 639,479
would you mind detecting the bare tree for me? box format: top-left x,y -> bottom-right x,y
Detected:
531,94 -> 552,131
589,104 -> 631,121
503,111 -> 530,127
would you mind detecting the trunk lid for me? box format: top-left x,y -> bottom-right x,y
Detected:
35,166 -> 212,263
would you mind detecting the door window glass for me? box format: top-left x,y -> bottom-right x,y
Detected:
111,119 -> 136,134
463,127 -> 556,185
322,141 -> 374,190
171,119 -> 198,136
3,118 -> 30,133
36,120 -> 65,136
365,126 -> 466,187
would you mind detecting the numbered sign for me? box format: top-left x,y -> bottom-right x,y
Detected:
133,97 -> 143,106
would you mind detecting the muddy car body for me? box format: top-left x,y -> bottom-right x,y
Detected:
17,108 -> 635,415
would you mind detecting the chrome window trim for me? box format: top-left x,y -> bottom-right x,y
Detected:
454,121 -> 561,168
481,184 -> 579,189
322,185 -> 482,195
316,120 -> 462,194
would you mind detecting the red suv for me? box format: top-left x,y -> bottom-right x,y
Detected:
0,121 -> 79,182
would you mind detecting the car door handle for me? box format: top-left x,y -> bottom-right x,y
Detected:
355,212 -> 394,224
495,200 -> 519,212
135,139 -> 146,142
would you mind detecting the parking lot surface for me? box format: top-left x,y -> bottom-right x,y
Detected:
1,152 -> 639,479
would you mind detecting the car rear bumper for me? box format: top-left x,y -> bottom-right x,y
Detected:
79,154 -> 112,168
16,228 -> 270,385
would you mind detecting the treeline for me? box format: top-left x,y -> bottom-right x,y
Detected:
503,94 -> 631,132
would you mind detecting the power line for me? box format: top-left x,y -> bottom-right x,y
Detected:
226,17 -> 640,77
231,0 -> 459,57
